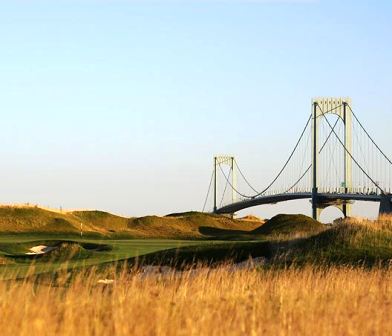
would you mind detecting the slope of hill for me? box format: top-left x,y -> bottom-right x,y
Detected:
0,206 -> 259,238
288,218 -> 392,264
0,207 -> 88,233
252,214 -> 324,236
71,210 -> 130,232
127,212 -> 260,238
238,215 -> 264,223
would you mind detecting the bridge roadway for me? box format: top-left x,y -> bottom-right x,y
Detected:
215,192 -> 392,215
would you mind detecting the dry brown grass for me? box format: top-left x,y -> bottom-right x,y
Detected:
1,264 -> 392,336
346,214 -> 392,231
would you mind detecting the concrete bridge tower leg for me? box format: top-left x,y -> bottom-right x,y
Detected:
379,194 -> 392,217
213,157 -> 217,213
342,101 -> 353,218
311,101 -> 319,220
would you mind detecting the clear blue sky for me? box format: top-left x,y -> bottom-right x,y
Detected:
0,0 -> 391,220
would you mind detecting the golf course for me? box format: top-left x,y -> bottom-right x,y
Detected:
2,205 -> 392,280
2,206 -> 392,335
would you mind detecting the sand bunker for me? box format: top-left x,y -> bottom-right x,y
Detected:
26,245 -> 57,255
22,242 -> 112,260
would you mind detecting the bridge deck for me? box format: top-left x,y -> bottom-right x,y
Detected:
216,192 -> 387,214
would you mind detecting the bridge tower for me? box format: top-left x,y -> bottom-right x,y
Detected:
213,156 -> 237,213
312,97 -> 353,220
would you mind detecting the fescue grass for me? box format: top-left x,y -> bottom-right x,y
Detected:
1,263 -> 392,336
1,215 -> 392,335
286,215 -> 392,265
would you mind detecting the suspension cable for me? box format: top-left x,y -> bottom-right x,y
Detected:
202,170 -> 214,212
317,104 -> 385,194
285,117 -> 341,193
255,104 -> 347,197
250,113 -> 313,198
211,104 -> 353,208
218,163 -> 252,199
219,168 -> 232,207
347,104 -> 392,165
285,165 -> 312,193
224,107 -> 343,199
233,159 -> 259,194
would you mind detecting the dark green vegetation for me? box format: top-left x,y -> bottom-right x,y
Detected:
1,206 -> 392,279
199,213 -> 323,239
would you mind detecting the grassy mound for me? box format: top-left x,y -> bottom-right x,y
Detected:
0,207 -> 78,233
238,215 -> 264,223
252,214 -> 324,236
128,212 -> 259,239
0,206 -> 259,238
290,220 -> 392,264
72,210 -> 129,232
0,206 -> 104,234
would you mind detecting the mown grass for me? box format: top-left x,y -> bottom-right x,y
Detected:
0,238 -> 226,280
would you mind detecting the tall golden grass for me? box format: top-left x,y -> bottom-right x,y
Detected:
1,264 -> 392,336
349,214 -> 392,230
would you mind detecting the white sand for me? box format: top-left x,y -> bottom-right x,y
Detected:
26,245 -> 57,255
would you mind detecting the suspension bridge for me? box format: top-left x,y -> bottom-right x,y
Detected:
203,97 -> 392,220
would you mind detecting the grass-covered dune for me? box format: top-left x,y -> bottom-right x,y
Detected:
286,217 -> 392,265
148,216 -> 392,267
199,213 -> 325,239
0,206 -> 261,238
252,214 -> 324,236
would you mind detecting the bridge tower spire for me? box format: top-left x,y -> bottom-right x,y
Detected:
312,97 -> 353,220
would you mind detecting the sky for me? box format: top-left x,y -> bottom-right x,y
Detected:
0,0 -> 391,220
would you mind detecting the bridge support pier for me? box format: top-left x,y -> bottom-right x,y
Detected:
312,188 -> 318,220
342,204 -> 348,218
312,101 -> 319,221
379,195 -> 392,217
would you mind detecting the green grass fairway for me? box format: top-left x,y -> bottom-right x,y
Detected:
0,236 -> 227,280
